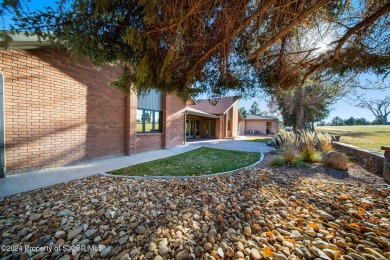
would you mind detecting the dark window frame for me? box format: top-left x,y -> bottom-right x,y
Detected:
136,108 -> 163,133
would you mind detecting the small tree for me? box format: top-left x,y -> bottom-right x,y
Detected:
239,107 -> 248,118
331,116 -> 344,126
355,117 -> 370,125
356,96 -> 390,124
249,101 -> 261,115
372,118 -> 384,125
344,117 -> 356,126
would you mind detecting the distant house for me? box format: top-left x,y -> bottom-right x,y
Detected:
0,35 -> 241,175
186,96 -> 241,140
239,115 -> 280,135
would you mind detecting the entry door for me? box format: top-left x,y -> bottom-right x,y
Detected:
266,122 -> 272,135
204,120 -> 215,138
186,119 -> 195,138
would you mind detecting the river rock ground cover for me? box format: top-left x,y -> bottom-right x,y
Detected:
0,156 -> 389,260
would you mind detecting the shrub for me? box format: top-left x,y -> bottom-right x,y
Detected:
297,130 -> 317,162
268,154 -> 312,168
276,131 -> 297,148
297,150 -> 322,163
274,130 -> 333,166
269,156 -> 287,167
283,144 -> 297,165
294,159 -> 311,168
317,132 -> 333,152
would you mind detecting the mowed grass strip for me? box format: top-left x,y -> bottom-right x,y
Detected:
109,147 -> 260,177
316,125 -> 390,153
243,137 -> 270,143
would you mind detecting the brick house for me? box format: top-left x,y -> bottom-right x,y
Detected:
186,96 -> 241,140
0,36 -> 241,175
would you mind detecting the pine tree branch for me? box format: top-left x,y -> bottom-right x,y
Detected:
302,2 -> 390,82
187,0 -> 276,76
247,0 -> 331,60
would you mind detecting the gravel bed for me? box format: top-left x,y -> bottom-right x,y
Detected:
0,160 -> 389,260
259,154 -> 386,185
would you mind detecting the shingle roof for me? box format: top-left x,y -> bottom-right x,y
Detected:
186,107 -> 220,118
245,115 -> 278,121
189,96 -> 239,115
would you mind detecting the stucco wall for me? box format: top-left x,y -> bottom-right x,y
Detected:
245,121 -> 267,135
242,120 -> 279,135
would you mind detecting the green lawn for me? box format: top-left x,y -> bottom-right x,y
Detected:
109,147 -> 260,177
316,125 -> 390,153
242,136 -> 271,143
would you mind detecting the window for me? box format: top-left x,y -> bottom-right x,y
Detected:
137,90 -> 163,133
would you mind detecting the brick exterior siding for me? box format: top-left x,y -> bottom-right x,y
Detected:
131,93 -> 186,153
0,48 -> 190,173
163,94 -> 186,148
0,49 -> 127,172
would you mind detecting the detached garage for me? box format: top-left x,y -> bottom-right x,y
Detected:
239,115 -> 280,135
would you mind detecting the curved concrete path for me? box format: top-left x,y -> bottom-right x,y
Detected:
186,138 -> 275,153
0,137 -> 274,198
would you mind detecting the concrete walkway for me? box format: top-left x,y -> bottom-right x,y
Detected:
0,145 -> 199,198
186,138 -> 275,153
0,138 -> 274,198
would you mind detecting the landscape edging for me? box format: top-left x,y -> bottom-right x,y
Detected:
100,152 -> 264,179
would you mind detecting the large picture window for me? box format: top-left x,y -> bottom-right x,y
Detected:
137,90 -> 163,133
137,109 -> 162,132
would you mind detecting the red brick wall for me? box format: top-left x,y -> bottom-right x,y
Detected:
128,92 -> 185,154
136,133 -> 163,153
128,91 -> 137,154
215,117 -> 223,139
0,49 -> 127,172
163,94 -> 186,148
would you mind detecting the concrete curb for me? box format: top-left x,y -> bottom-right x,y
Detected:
100,153 -> 264,179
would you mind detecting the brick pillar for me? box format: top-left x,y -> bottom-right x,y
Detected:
215,117 -> 223,139
382,146 -> 390,183
127,91 -> 138,155
162,94 -> 169,149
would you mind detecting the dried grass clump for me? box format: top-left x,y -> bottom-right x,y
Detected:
271,130 -> 334,167
317,132 -> 334,152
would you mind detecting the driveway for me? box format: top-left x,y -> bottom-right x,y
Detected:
186,137 -> 275,153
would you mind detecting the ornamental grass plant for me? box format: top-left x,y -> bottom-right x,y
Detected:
271,130 -> 334,167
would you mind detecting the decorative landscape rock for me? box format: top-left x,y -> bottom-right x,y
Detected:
322,151 -> 347,170
0,160 -> 388,260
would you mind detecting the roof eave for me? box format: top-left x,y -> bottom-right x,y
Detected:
186,110 -> 220,119
0,41 -> 55,50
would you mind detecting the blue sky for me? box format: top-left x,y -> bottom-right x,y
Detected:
3,0 -> 388,123
237,85 -> 388,122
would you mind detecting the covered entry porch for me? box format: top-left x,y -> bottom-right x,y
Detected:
185,108 -> 220,142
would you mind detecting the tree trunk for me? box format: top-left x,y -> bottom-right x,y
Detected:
295,87 -> 305,131
382,116 -> 388,125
